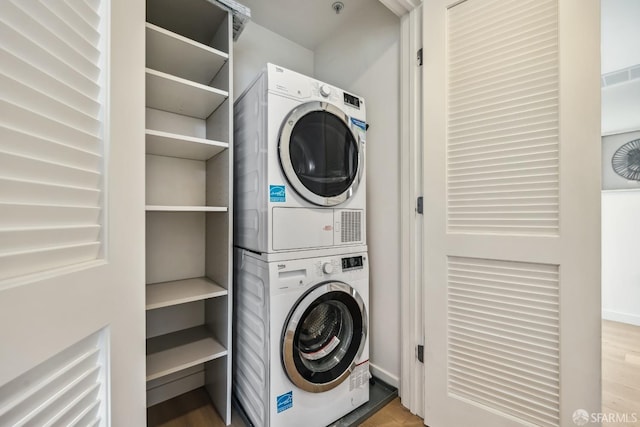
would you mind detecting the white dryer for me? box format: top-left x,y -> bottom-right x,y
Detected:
234,64 -> 367,255
234,249 -> 370,427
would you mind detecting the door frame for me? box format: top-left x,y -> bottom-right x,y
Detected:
397,2 -> 424,417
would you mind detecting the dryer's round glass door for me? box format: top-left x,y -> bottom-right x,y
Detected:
281,282 -> 367,393
279,102 -> 363,207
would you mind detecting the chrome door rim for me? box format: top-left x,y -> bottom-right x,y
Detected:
281,281 -> 367,393
278,101 -> 364,207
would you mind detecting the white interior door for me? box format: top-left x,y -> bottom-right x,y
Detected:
422,0 -> 601,426
0,0 -> 145,425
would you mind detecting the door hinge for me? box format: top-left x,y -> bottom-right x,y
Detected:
417,48 -> 423,66
417,344 -> 424,363
416,196 -> 423,214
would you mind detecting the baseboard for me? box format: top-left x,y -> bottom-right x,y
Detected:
602,310 -> 640,326
146,370 -> 205,407
369,363 -> 400,388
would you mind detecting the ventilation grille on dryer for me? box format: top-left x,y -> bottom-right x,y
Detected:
341,211 -> 362,243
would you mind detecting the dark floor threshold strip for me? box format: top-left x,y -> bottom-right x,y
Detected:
329,377 -> 398,427
232,376 -> 398,427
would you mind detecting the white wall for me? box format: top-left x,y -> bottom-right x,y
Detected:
601,0 -> 640,74
602,191 -> 640,326
602,80 -> 640,135
601,66 -> 640,326
601,0 -> 640,313
233,22 -> 314,97
314,3 -> 401,386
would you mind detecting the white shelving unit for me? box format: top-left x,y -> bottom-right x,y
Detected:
146,69 -> 228,119
146,23 -> 228,85
146,278 -> 227,310
146,129 -> 228,161
146,206 -> 228,212
144,0 -> 233,423
147,326 -> 228,382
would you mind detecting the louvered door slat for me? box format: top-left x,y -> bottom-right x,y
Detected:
0,23 -> 99,98
0,74 -> 100,136
0,51 -> 100,117
447,0 -> 559,236
43,0 -> 101,46
449,343 -> 558,378
22,369 -> 100,426
41,383 -> 101,427
0,331 -> 107,427
0,178 -> 100,206
0,3 -> 99,80
0,101 -> 100,153
67,0 -> 101,28
450,68 -> 557,108
0,204 -> 100,228
0,152 -> 100,188
16,2 -> 100,62
57,399 -> 100,427
0,0 -> 104,284
0,126 -> 100,170
0,243 -> 101,281
447,256 -> 560,426
449,0 -> 554,42
0,226 -> 100,254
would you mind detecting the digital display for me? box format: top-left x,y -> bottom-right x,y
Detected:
344,92 -> 360,109
342,256 -> 363,271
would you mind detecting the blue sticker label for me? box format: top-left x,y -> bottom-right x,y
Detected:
270,185 -> 286,202
276,391 -> 293,413
351,117 -> 366,131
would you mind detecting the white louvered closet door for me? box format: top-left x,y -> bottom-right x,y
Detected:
422,0 -> 601,426
0,0 -> 145,425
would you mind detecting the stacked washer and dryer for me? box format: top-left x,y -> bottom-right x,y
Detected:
233,64 -> 370,427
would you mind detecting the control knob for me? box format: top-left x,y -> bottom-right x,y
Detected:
320,84 -> 332,97
322,262 -> 334,274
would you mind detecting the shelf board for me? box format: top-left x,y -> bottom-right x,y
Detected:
146,0 -> 228,47
146,277 -> 227,310
146,326 -> 227,382
146,23 -> 228,85
145,68 -> 228,119
145,129 -> 228,161
145,205 -> 227,212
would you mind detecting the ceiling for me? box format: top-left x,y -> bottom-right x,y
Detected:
602,0 -> 640,74
238,0 -> 372,50
238,0 -> 639,74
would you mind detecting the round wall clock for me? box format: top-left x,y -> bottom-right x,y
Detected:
611,138 -> 640,181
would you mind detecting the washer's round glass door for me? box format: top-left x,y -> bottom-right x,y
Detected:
278,102 -> 363,207
281,282 -> 367,393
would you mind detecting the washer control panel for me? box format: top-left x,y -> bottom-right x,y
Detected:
341,255 -> 364,271
315,258 -> 340,276
314,255 -> 366,276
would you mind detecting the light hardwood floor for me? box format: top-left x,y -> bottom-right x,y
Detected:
148,321 -> 639,427
360,398 -> 423,427
147,391 -> 423,427
602,320 -> 640,427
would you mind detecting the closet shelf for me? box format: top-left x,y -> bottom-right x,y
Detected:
145,68 -> 228,119
146,23 -> 228,85
146,277 -> 227,310
146,129 -> 228,161
145,205 -> 228,212
146,326 -> 227,382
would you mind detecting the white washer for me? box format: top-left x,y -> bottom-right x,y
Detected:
234,63 -> 367,255
234,249 -> 370,427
